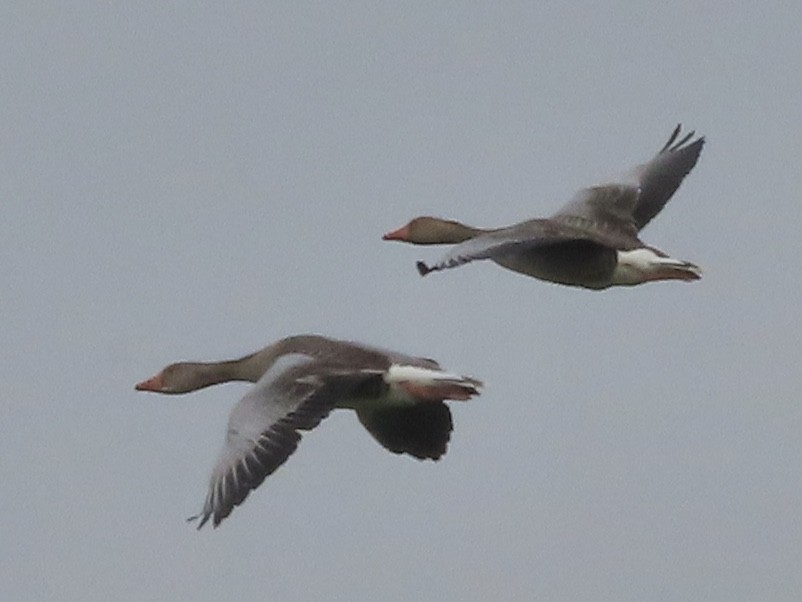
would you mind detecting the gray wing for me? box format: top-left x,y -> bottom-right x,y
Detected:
192,358 -> 382,528
552,126 -> 703,234
356,402 -> 453,460
627,125 -> 704,230
416,218 -> 626,276
550,184 -> 641,243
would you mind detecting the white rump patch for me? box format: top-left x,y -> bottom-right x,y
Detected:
618,247 -> 663,267
613,248 -> 701,285
385,364 -> 469,386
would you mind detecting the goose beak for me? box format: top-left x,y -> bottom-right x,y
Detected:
135,373 -> 163,392
382,224 -> 409,241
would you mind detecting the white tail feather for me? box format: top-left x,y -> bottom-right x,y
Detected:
613,248 -> 702,285
385,364 -> 482,391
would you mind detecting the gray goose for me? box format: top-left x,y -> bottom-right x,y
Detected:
135,334 -> 481,528
383,125 -> 704,290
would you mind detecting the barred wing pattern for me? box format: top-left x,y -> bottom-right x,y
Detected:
192,356 -> 382,528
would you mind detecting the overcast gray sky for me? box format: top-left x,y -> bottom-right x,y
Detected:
3,2 -> 802,600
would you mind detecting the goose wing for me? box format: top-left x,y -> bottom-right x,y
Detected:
416,216 -> 632,276
552,125 -> 704,233
550,184 -> 641,243
192,355 -> 382,528
356,402 -> 454,460
630,125 -> 704,230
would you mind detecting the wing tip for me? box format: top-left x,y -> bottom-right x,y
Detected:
186,511 -> 212,530
660,124 -> 705,154
416,261 -> 432,276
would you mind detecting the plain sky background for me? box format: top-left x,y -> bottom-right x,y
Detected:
2,2 -> 801,600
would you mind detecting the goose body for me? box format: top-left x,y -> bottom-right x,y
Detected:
383,125 -> 704,290
135,335 -> 481,528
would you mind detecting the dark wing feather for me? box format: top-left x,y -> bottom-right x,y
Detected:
192,378 -> 337,529
193,361 -> 383,529
356,402 -> 453,460
630,125 -> 705,230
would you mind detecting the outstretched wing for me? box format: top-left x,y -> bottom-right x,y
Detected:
355,363 -> 480,460
356,402 -> 454,460
626,125 -> 704,230
552,125 -> 704,234
416,217 -> 628,276
192,357 -> 382,529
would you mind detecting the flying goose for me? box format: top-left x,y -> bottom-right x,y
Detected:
135,335 -> 481,528
383,125 -> 704,290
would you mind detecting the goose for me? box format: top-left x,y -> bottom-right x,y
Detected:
135,334 -> 481,528
383,125 -> 704,290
